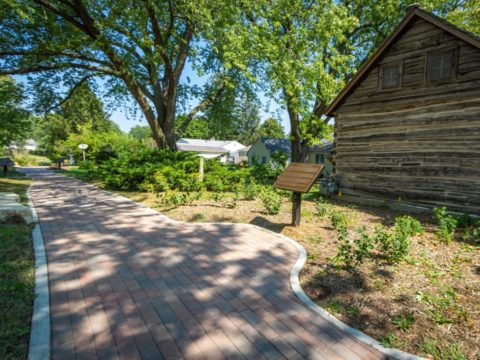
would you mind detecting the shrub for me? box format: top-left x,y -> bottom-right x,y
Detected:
209,192 -> 225,203
223,192 -> 239,209
333,222 -> 354,269
462,222 -> 480,242
204,175 -> 227,192
242,177 -> 257,200
260,188 -> 282,215
395,215 -> 423,238
159,191 -> 188,207
176,173 -> 202,192
250,162 -> 282,185
374,216 -> 417,263
434,207 -> 458,243
315,198 -> 330,218
354,227 -> 374,264
141,171 -> 170,195
330,210 -> 349,230
456,214 -> 474,228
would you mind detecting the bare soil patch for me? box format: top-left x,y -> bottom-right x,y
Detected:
117,190 -> 479,359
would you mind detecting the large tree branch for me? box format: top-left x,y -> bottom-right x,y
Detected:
144,0 -> 175,86
0,50 -> 112,67
44,73 -> 99,114
0,62 -> 117,75
109,40 -> 149,68
32,0 -> 94,37
178,82 -> 227,134
174,26 -> 193,83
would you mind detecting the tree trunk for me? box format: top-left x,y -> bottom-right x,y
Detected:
286,96 -> 304,226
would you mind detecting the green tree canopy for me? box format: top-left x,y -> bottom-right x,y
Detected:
219,0 -> 474,161
129,125 -> 153,141
32,82 -> 119,154
1,0 -> 234,149
258,118 -> 285,140
56,83 -> 119,134
0,76 -> 30,147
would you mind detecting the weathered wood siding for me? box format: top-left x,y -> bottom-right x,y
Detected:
334,17 -> 480,214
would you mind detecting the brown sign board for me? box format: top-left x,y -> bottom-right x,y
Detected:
273,163 -> 324,193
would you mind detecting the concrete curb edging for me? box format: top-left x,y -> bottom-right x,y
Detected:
252,226 -> 423,360
26,188 -> 51,360
50,171 -> 422,360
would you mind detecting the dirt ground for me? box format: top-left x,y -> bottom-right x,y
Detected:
112,189 -> 479,359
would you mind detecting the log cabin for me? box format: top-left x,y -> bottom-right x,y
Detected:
325,6 -> 480,214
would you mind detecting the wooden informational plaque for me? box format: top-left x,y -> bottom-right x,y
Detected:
273,163 -> 324,193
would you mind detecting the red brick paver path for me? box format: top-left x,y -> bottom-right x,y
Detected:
27,169 -> 384,359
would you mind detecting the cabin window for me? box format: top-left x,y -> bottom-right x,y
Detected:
426,48 -> 456,82
261,156 -> 267,164
379,62 -> 402,90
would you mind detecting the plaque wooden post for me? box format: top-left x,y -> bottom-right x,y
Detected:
292,192 -> 301,226
273,163 -> 323,226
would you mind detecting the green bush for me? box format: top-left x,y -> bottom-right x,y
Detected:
462,222 -> 480,242
98,148 -> 200,191
242,177 -> 257,200
375,216 -> 417,263
250,162 -> 282,185
223,192 -> 239,209
209,192 -> 225,203
158,191 -> 189,207
434,207 -> 458,244
315,198 -> 330,218
141,171 -> 170,194
260,188 -> 282,215
395,215 -> 424,238
354,227 -> 375,264
332,215 -> 420,268
330,210 -> 349,230
78,160 -> 96,170
333,222 -> 354,269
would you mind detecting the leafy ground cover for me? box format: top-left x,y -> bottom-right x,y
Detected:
0,170 -> 34,359
58,165 -> 479,359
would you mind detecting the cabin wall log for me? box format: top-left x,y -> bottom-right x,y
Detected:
334,17 -> 480,214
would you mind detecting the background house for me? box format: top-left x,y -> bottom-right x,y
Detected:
23,139 -> 37,152
325,6 -> 480,214
307,139 -> 334,174
247,138 -> 291,165
176,138 -> 246,164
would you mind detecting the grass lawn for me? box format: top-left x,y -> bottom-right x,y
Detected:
0,169 -> 35,359
57,167 -> 479,359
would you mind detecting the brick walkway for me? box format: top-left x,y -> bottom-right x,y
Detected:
26,169 -> 384,360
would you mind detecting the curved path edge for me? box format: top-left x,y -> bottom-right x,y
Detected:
26,188 -> 51,360
26,170 -> 422,360
75,175 -> 422,360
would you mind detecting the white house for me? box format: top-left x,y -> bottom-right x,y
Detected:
23,139 -> 37,151
176,138 -> 246,164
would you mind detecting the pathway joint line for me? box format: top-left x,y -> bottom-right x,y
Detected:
30,169 -> 422,359
26,188 -> 51,360
73,174 -> 422,360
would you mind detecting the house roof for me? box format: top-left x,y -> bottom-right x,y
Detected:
176,143 -> 229,153
325,6 -> 480,116
310,139 -> 333,153
176,138 -> 245,154
258,138 -> 292,155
